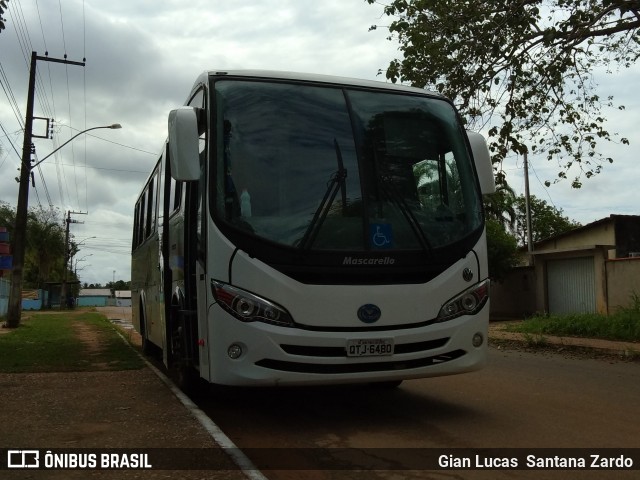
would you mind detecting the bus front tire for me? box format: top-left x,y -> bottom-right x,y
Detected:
175,364 -> 202,396
140,316 -> 154,357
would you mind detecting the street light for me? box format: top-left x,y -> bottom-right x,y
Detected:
5,123 -> 122,327
32,124 -> 121,168
74,254 -> 93,274
75,254 -> 93,265
69,235 -> 96,259
72,235 -> 97,246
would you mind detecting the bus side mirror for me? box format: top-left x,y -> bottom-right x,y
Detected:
466,131 -> 495,195
168,107 -> 200,181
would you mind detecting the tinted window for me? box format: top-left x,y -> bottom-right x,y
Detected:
213,80 -> 482,252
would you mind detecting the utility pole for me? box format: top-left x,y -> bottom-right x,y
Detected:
60,210 -> 86,309
523,150 -> 534,261
5,52 -> 84,328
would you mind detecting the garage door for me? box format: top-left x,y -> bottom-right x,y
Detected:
547,257 -> 596,315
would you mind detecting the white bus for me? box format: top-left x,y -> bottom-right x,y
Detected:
132,70 -> 495,390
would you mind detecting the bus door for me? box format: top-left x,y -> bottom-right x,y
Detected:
187,88 -> 211,380
182,177 -> 209,379
190,168 -> 211,381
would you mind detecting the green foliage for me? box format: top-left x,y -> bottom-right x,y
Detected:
627,291 -> 640,313
367,0 -> 634,186
0,201 -> 71,288
513,194 -> 581,245
507,307 -> 640,342
106,279 -> 131,293
24,207 -> 66,287
485,217 -> 520,281
484,181 -> 517,232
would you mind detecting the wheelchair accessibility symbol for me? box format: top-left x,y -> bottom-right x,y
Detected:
370,224 -> 393,249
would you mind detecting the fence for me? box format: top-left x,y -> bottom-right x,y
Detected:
605,257 -> 640,313
491,257 -> 640,318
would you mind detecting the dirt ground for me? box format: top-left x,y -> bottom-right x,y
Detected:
0,307 -> 247,479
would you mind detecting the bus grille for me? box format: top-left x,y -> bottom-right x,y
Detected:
255,349 -> 465,374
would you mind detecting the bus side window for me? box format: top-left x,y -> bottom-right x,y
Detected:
132,199 -> 141,249
148,170 -> 158,235
173,180 -> 183,213
158,159 -> 165,224
139,192 -> 147,241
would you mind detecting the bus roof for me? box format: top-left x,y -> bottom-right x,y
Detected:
192,69 -> 442,98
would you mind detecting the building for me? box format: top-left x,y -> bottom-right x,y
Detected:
77,288 -> 113,307
491,215 -> 640,318
115,290 -> 132,307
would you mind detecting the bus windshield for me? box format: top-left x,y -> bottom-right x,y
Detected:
214,79 -> 483,253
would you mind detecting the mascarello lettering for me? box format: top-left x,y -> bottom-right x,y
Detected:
342,256 -> 396,266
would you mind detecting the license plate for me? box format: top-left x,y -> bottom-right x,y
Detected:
346,338 -> 394,357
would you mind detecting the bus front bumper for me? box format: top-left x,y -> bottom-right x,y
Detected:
204,303 -> 489,387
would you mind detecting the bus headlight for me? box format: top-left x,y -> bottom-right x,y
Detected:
437,279 -> 489,322
211,280 -> 295,327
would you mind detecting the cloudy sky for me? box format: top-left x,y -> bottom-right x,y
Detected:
0,0 -> 638,286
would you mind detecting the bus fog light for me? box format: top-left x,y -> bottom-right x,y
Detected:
472,333 -> 484,347
228,344 -> 243,359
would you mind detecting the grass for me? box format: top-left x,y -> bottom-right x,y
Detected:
0,311 -> 144,373
521,332 -> 549,347
506,299 -> 640,343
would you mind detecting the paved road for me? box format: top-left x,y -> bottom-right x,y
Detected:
195,347 -> 640,479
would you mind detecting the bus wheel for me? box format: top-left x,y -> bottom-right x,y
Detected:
175,364 -> 202,396
140,312 -> 154,357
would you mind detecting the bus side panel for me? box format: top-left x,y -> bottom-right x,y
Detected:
132,235 -> 164,349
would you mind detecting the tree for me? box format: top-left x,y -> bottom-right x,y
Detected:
484,181 -> 517,233
106,279 -> 131,294
367,0 -> 634,187
513,194 -> 581,246
485,218 -> 521,281
23,207 -> 66,288
0,0 -> 9,34
0,202 -> 68,288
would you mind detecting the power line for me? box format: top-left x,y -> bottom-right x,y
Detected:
36,0 -> 62,142
9,0 -> 55,120
0,121 -> 21,160
0,61 -> 25,129
57,0 -> 67,54
36,163 -> 53,207
5,1 -> 59,211
34,0 -> 48,52
45,162 -> 149,174
528,157 -> 558,209
81,245 -> 130,256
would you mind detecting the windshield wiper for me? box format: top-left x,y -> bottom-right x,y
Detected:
298,139 -> 347,250
369,144 -> 432,255
377,174 -> 433,256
